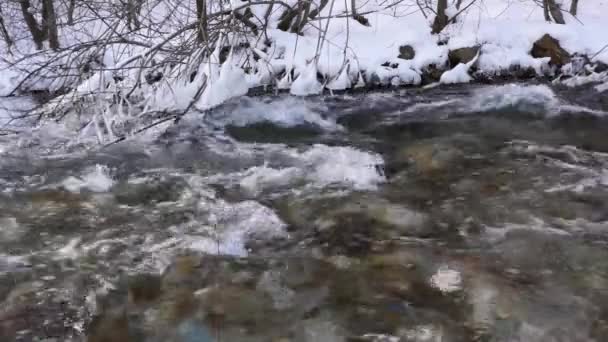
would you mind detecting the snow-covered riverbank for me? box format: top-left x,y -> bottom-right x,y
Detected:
1,0 -> 607,143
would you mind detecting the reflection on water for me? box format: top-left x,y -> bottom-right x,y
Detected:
1,83 -> 608,341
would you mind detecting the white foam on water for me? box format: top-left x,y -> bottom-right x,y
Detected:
223,144 -> 385,194
516,143 -> 608,194
466,84 -> 558,113
143,198 -> 287,267
0,253 -> 30,275
558,71 -> 608,88
55,237 -> 83,259
239,164 -> 301,195
62,164 -> 114,193
484,217 -> 571,244
295,144 -> 385,190
558,104 -> 608,116
0,217 -> 24,241
208,96 -> 342,131
545,169 -> 608,194
401,99 -> 461,114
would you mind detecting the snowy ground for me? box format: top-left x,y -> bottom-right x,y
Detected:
152,0 -> 608,108
260,0 -> 608,93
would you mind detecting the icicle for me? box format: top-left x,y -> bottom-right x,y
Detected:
101,104 -> 116,141
93,114 -> 104,144
355,71 -> 366,88
277,69 -> 292,89
327,63 -> 352,90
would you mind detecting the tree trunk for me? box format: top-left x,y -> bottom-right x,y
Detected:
196,0 -> 208,42
67,0 -> 76,25
456,0 -> 463,10
569,0 -> 578,16
42,0 -> 60,50
431,0 -> 448,34
234,8 -> 259,35
350,0 -> 369,26
309,0 -> 329,18
547,0 -> 565,24
0,7 -> 13,48
20,0 -> 46,50
291,1 -> 311,34
277,3 -> 302,32
543,0 -> 551,21
126,0 -> 141,30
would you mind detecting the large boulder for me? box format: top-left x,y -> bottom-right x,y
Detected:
531,34 -> 571,66
448,46 -> 480,67
398,45 -> 416,60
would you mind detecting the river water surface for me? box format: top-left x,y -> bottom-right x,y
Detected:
1,83 -> 608,341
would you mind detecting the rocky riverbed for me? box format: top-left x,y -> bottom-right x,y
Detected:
1,83 -> 608,341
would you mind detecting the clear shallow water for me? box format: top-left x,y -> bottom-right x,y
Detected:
1,83 -> 608,341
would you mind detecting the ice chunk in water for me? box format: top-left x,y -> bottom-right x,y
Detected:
62,164 -> 114,193
430,266 -> 462,293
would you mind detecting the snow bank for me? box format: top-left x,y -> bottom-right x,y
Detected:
290,62 -> 323,96
197,53 -> 250,109
258,0 -> 608,95
440,63 -> 472,84
0,68 -> 21,97
3,0 -> 608,130
0,96 -> 36,128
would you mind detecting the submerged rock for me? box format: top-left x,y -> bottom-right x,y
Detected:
397,141 -> 465,176
280,193 -> 433,255
87,309 -> 136,342
175,320 -> 214,342
113,176 -> 188,206
127,273 -> 162,306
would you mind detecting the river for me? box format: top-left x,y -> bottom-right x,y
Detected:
1,83 -> 608,341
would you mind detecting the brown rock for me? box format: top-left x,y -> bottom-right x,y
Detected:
531,34 -> 571,66
448,46 -> 480,67
398,45 -> 415,60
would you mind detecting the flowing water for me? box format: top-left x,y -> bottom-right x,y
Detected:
1,83 -> 608,341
